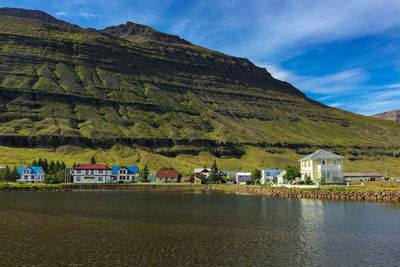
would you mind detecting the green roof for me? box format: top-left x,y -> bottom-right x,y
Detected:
299,149 -> 344,161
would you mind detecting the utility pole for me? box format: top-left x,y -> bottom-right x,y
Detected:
385,161 -> 388,178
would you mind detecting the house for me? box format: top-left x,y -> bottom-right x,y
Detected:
236,172 -> 251,184
155,169 -> 179,183
148,172 -> 157,183
344,173 -> 382,182
112,166 -> 139,183
261,169 -> 285,184
72,164 -> 112,183
17,167 -> 44,183
194,168 -> 211,178
299,149 -> 344,184
276,170 -> 288,185
194,176 -> 202,184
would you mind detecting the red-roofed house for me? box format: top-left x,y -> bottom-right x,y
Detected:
73,164 -> 112,183
155,169 -> 179,183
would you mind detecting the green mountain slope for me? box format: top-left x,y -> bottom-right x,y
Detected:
0,8 -> 399,174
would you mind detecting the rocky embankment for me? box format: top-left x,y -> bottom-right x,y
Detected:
231,186 -> 400,203
59,184 -> 400,203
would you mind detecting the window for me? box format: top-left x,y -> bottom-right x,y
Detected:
85,170 -> 89,175
31,175 -> 35,179
99,170 -> 103,174
76,177 -> 81,182
90,170 -> 94,175
98,177 -> 103,182
24,175 -> 28,179
333,160 -> 337,164
77,170 -> 81,174
322,160 -> 326,165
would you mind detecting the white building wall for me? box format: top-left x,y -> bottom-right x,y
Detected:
17,168 -> 44,183
73,169 -> 112,183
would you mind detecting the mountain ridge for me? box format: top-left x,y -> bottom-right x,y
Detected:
371,109 -> 400,122
0,7 -> 78,27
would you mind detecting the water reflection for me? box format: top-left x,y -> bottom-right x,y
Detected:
0,191 -> 399,265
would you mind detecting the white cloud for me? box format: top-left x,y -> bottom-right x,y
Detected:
55,11 -> 67,17
78,10 -> 97,19
54,10 -> 97,19
259,63 -> 369,95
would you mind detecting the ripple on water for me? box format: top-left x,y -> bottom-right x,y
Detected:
0,191 -> 399,265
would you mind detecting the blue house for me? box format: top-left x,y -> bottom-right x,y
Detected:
111,166 -> 139,183
17,166 -> 44,183
261,169 -> 285,184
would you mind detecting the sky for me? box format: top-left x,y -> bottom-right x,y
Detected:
2,0 -> 400,115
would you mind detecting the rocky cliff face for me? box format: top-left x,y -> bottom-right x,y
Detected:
1,7 -> 400,163
102,21 -> 190,45
372,110 -> 400,122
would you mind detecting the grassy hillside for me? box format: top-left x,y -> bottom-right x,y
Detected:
0,9 -> 400,175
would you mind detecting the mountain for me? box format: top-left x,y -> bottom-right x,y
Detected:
0,7 -> 400,174
371,110 -> 400,122
0,7 -> 77,27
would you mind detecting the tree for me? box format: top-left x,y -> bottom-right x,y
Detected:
305,174 -> 313,185
72,162 -> 77,168
55,161 -> 61,172
251,169 -> 261,184
90,156 -> 96,164
178,173 -> 183,183
189,174 -> 195,183
49,161 -> 55,174
31,159 -> 38,166
283,165 -> 301,183
61,162 -> 66,170
38,158 -> 43,169
209,160 -> 219,183
199,173 -> 206,183
140,164 -> 149,182
43,159 -> 49,173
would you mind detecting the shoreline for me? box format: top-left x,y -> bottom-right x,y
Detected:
1,183 -> 400,203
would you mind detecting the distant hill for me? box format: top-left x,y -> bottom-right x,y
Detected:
0,7 -> 400,174
371,110 -> 400,122
0,7 -> 77,27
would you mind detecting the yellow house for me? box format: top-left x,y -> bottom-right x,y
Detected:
299,150 -> 344,184
194,176 -> 202,184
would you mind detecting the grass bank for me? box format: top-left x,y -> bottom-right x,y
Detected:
0,183 -> 62,191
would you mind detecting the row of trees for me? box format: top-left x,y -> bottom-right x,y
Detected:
0,166 -> 19,182
31,158 -> 68,184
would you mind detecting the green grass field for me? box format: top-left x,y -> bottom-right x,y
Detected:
0,145 -> 399,177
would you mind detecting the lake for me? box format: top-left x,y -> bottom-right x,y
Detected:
0,190 -> 399,266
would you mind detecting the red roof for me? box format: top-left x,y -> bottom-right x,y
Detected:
156,169 -> 179,178
74,164 -> 111,170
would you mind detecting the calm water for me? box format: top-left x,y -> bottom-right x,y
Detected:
0,190 -> 399,266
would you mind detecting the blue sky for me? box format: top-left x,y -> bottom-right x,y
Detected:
2,0 -> 400,115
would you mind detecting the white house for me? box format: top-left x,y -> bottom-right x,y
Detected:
72,164 -> 112,183
276,170 -> 287,185
17,167 -> 44,183
112,166 -> 139,183
344,173 -> 382,182
194,168 -> 211,178
261,169 -> 285,184
299,150 -> 344,184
